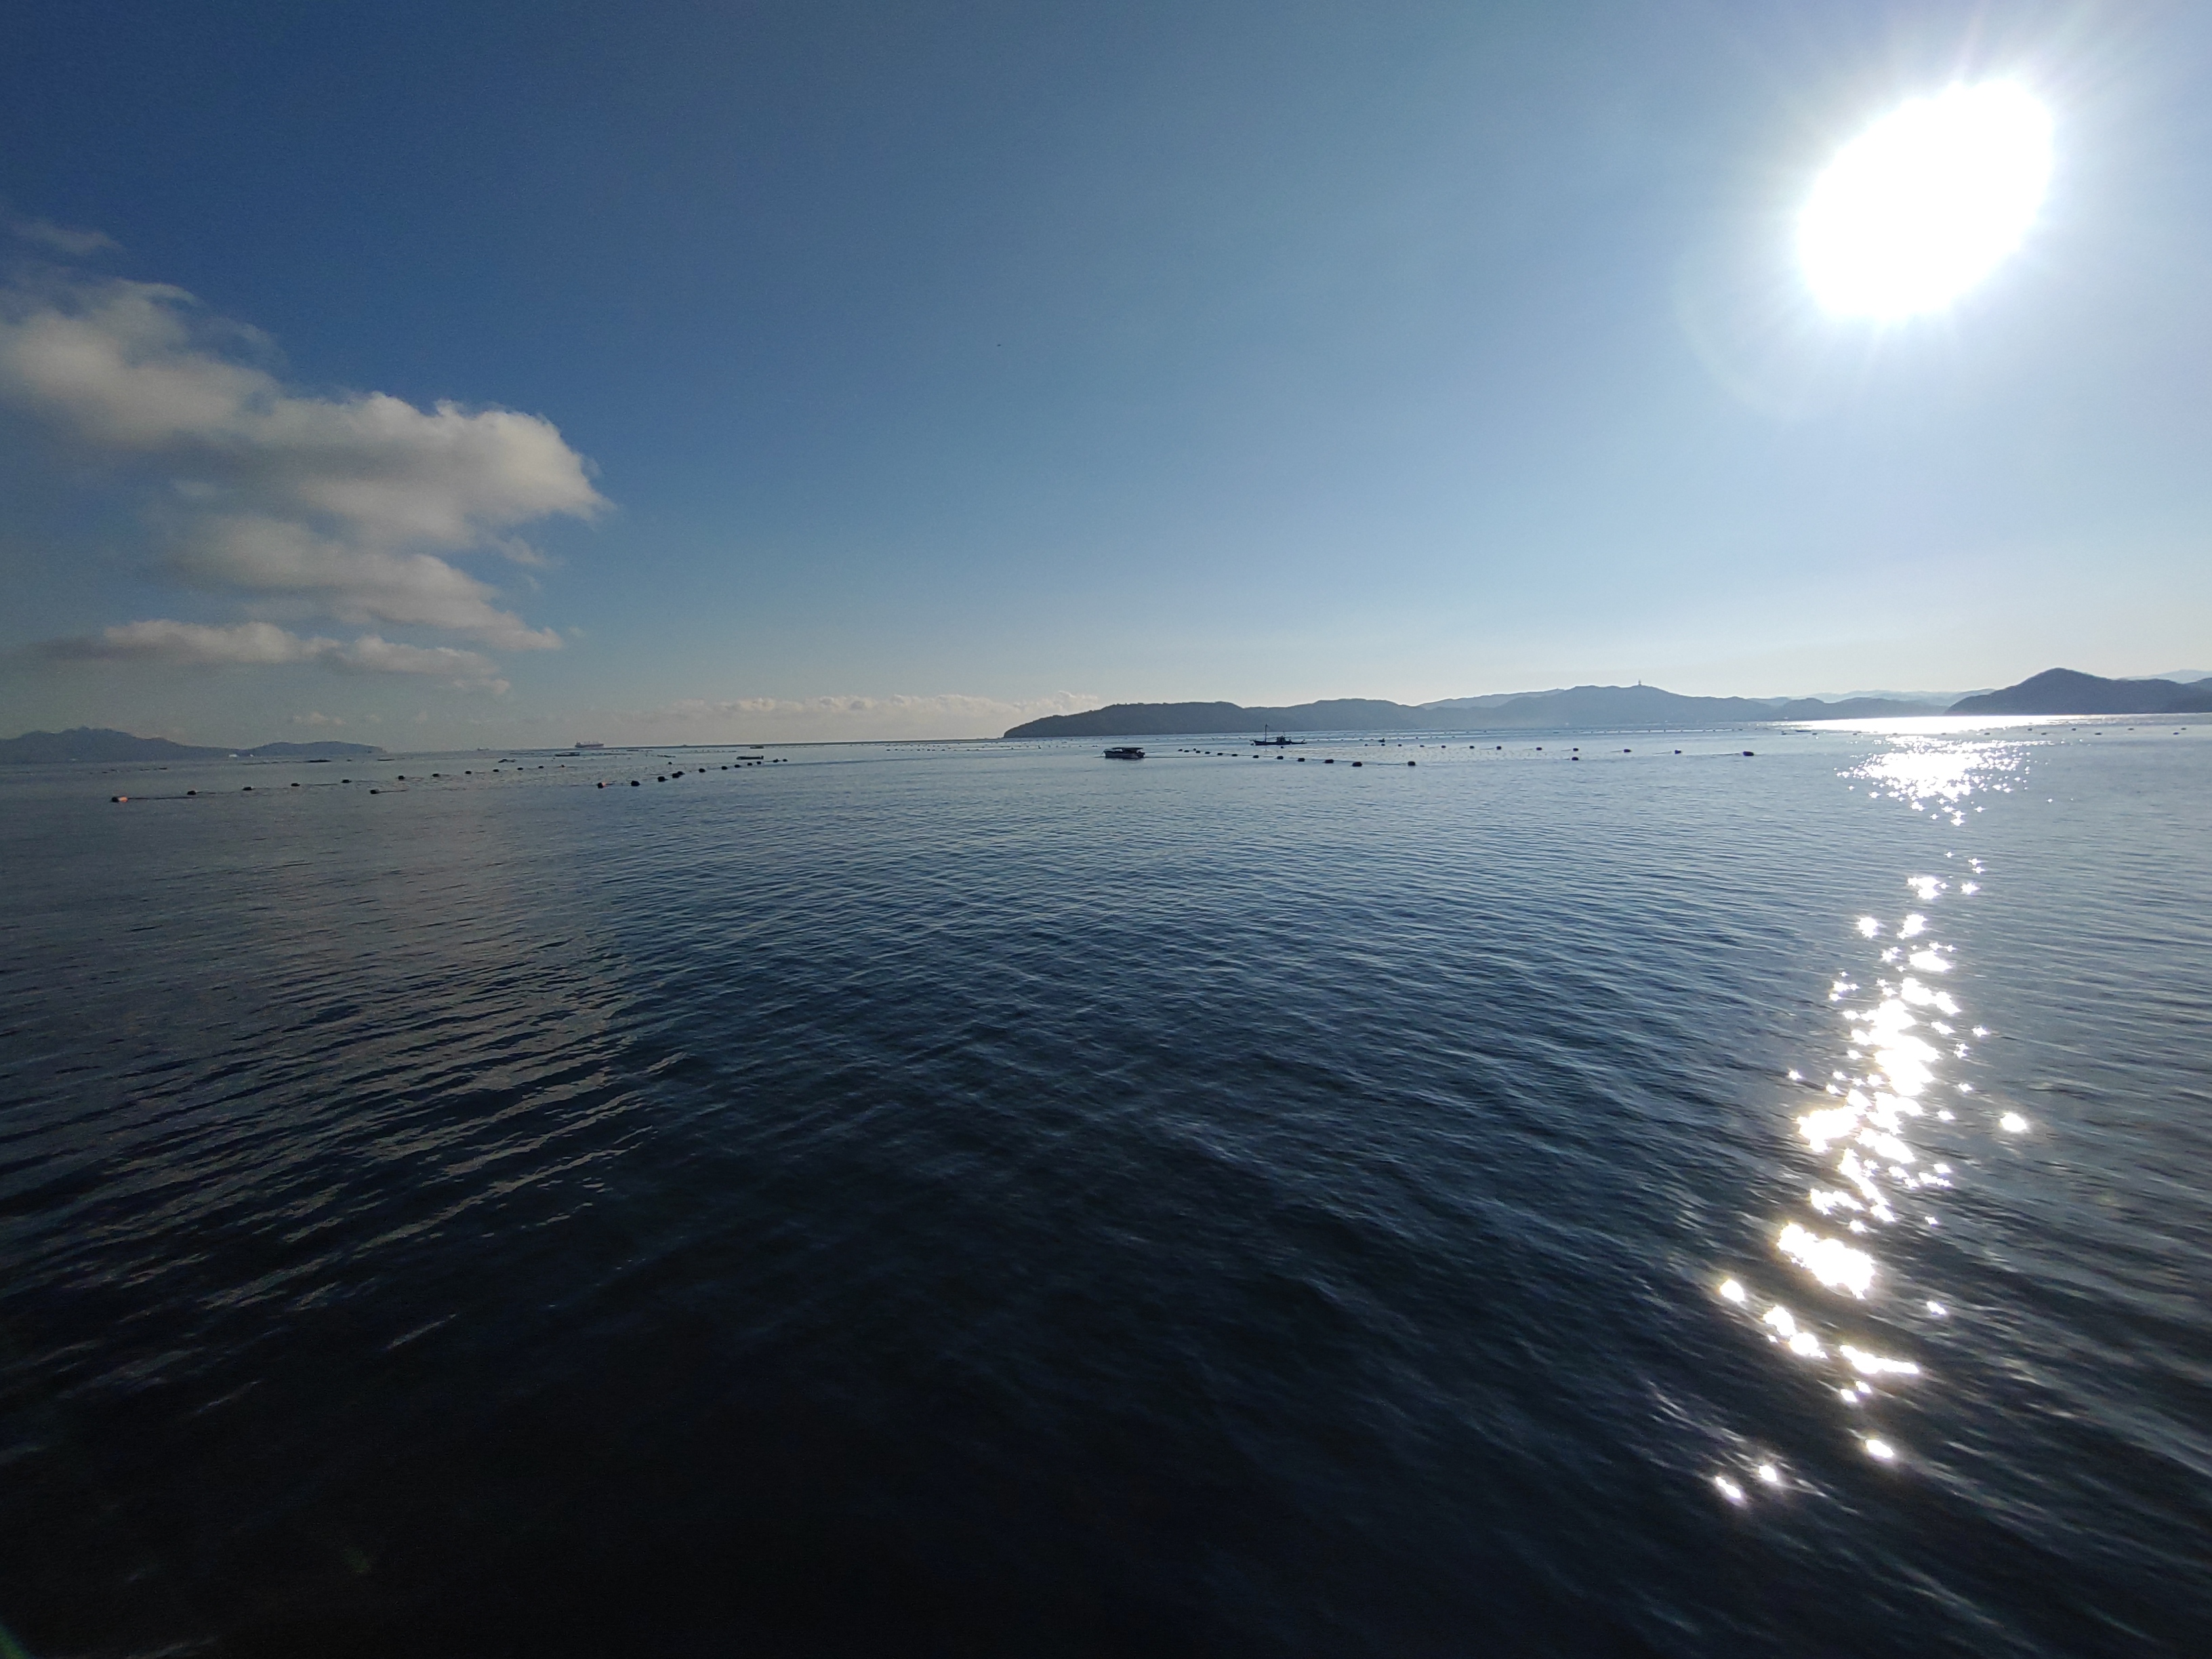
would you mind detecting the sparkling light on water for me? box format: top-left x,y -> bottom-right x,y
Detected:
1713,731 -> 2042,1506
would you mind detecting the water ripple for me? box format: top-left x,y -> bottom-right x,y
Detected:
2,729 -> 2208,1656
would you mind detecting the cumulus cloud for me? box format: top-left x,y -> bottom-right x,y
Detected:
49,618 -> 509,691
0,265 -> 602,668
172,516 -> 562,649
588,690 -> 1105,743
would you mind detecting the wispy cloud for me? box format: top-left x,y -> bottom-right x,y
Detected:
1,260 -> 601,669
586,690 -> 1104,743
47,618 -> 510,691
7,218 -> 119,258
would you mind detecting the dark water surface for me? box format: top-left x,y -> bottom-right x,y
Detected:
3,725 -> 2208,1656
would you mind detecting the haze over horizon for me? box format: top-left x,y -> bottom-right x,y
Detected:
4,1 -> 2209,746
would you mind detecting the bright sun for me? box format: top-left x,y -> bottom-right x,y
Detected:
1799,83 -> 2053,319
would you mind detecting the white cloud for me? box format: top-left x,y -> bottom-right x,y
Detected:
51,618 -> 509,691
174,515 -> 562,649
1,268 -> 602,665
64,618 -> 321,666
586,690 -> 1105,743
7,218 -> 119,258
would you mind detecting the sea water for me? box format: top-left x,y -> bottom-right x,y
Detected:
1,722 -> 2207,1656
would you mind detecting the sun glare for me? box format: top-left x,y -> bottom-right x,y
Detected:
1799,83 -> 2052,319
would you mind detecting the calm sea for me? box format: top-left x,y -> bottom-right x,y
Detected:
2,722 -> 2207,1657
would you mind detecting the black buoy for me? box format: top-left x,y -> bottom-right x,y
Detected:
630,779 -> 640,786
1408,760 -> 1416,766
369,788 -> 380,794
291,781 -> 300,787
1325,758 -> 1336,764
597,781 -> 605,788
111,794 -> 126,802
243,785 -> 253,791
186,789 -> 197,796
1352,760 -> 1363,767
1742,750 -> 1755,757
1673,750 -> 1680,755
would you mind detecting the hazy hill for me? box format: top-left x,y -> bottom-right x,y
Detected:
1418,689 -> 1567,712
1002,684 -> 1944,739
1004,699 -> 1428,738
1948,670 -> 2212,716
0,728 -> 382,763
1465,684 -> 1944,728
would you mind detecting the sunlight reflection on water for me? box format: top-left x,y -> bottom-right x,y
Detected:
1713,730 -> 2030,1498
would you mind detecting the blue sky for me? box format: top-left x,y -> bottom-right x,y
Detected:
2,0 -> 2208,744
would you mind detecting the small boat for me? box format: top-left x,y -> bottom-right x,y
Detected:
1103,745 -> 1146,760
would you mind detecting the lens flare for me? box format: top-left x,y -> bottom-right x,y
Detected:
1800,83 -> 2051,318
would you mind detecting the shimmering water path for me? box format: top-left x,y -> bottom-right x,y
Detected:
2,723 -> 2207,1656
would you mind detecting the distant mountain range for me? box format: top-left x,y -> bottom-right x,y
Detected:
0,728 -> 382,764
1003,668 -> 2212,738
1948,670 -> 2212,716
7,668 -> 2205,758
1005,687 -> 1945,738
